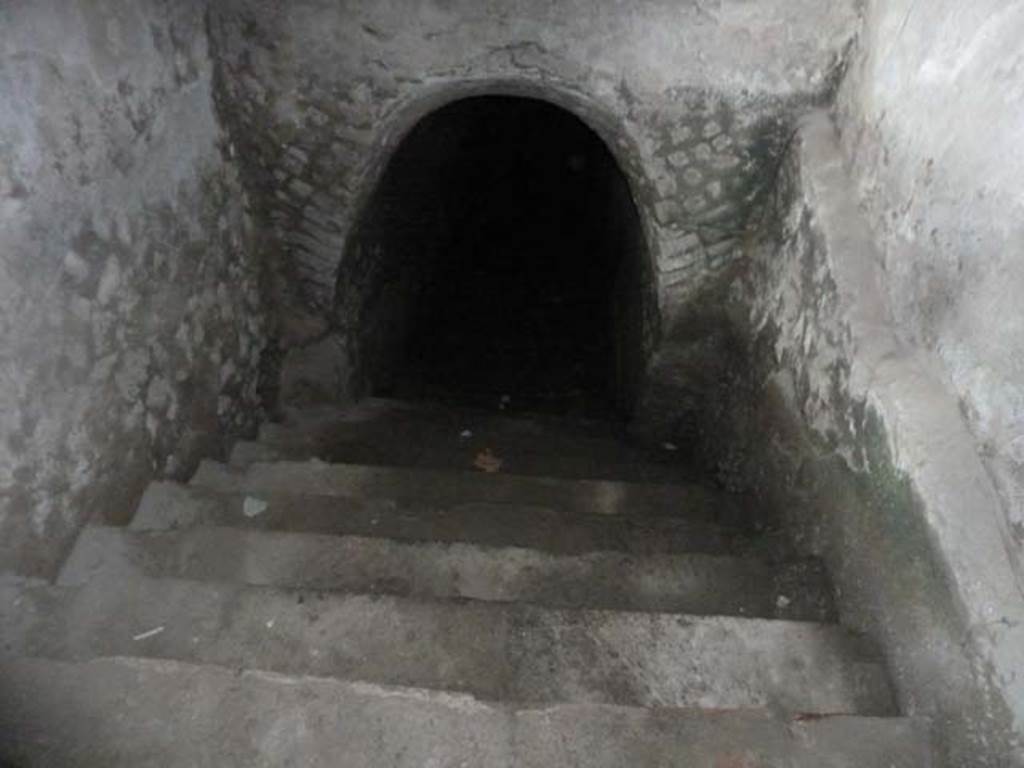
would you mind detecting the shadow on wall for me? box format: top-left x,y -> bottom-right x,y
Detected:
279,96 -> 653,421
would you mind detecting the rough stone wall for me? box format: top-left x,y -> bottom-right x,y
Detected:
206,0 -> 859,400
0,0 -> 266,577
737,112 -> 1024,767
836,0 -> 1024,583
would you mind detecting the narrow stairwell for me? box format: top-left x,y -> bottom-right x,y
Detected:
0,398 -> 932,766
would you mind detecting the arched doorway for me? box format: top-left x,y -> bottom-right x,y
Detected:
335,96 -> 650,420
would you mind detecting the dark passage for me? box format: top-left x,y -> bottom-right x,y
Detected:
342,96 -> 649,419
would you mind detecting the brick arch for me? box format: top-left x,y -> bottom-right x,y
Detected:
327,83 -> 660,407
337,78 -> 665,311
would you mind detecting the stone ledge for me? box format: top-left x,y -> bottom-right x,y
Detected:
747,108 -> 1024,765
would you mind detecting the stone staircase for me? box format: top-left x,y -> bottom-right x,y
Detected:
0,398 -> 932,766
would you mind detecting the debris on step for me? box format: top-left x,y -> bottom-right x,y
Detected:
132,626 -> 165,642
243,497 -> 268,518
473,448 -> 503,473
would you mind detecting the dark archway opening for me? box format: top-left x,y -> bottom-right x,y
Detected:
338,96 -> 650,421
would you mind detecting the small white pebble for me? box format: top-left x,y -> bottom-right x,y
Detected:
460,430 -> 473,439
776,595 -> 791,609
243,497 -> 268,518
662,442 -> 679,452
266,619 -> 275,629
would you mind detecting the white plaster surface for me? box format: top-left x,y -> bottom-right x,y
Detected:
837,0 -> 1024,575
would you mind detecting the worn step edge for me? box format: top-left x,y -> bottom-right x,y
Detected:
0,656 -> 933,768
189,459 -> 743,524
230,440 -> 286,467
59,525 -> 835,621
130,482 -> 773,558
0,577 -> 894,715
272,398 -> 628,436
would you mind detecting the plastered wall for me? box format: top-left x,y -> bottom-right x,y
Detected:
837,0 -> 1024,584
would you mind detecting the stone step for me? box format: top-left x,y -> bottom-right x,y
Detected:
131,482 -> 773,558
190,459 -> 745,526
0,578 -> 894,715
264,396 -> 627,441
59,525 -> 835,621
245,397 -> 697,483
231,438 -> 695,488
0,657 -> 932,768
